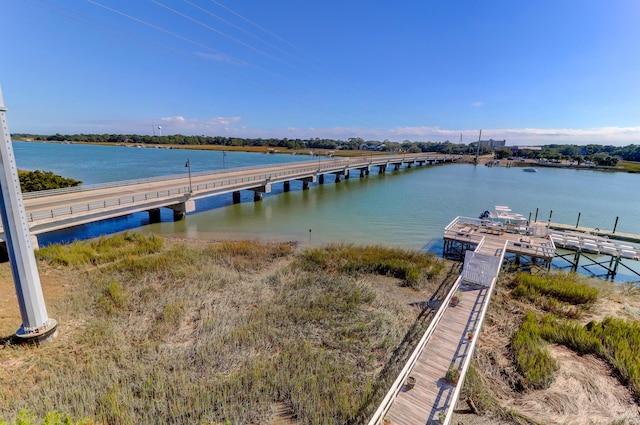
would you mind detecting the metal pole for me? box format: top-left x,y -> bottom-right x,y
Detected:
534,207 -> 539,222
0,86 -> 56,342
474,129 -> 482,164
613,216 -> 619,234
575,212 -> 581,229
185,159 -> 192,192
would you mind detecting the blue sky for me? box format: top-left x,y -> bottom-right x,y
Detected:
2,1 -> 640,145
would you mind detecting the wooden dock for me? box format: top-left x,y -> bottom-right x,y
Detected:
369,218 -> 508,425
370,215 -> 640,424
383,282 -> 490,424
443,217 -> 555,269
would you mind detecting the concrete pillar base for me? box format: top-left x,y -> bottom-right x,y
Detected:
233,191 -> 241,203
283,181 -> 290,192
15,318 -> 58,345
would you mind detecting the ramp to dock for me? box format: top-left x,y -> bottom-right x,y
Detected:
369,236 -> 506,425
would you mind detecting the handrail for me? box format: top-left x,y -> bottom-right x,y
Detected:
440,241 -> 507,425
367,275 -> 464,425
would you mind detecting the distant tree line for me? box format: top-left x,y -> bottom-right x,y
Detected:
11,133 -> 640,164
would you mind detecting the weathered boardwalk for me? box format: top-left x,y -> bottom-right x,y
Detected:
382,281 -> 492,424
369,217 -> 544,425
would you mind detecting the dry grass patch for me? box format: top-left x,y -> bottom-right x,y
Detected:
0,236 -> 432,424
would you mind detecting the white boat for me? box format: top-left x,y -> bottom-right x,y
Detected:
479,206 -> 528,226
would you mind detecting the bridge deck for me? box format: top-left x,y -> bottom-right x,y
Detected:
384,281 -> 489,424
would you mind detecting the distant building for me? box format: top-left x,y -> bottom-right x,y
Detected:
479,139 -> 506,148
509,145 -> 542,153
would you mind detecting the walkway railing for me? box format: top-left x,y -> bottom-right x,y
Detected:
369,238 -> 506,425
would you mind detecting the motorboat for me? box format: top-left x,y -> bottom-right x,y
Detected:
479,206 -> 528,226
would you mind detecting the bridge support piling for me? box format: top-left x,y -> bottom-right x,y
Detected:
254,192 -> 263,202
378,165 -> 386,174
334,172 -> 342,183
283,181 -> 290,192
318,174 -> 324,185
344,169 -> 350,179
232,191 -> 241,203
169,200 -> 195,221
393,163 -> 400,171
148,208 -> 161,223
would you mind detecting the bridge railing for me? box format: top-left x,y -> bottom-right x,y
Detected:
20,153 -> 461,225
22,153 -> 459,199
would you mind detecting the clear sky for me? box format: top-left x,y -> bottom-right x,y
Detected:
2,1 -> 640,145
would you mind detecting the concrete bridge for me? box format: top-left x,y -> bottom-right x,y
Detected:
5,153 -> 459,246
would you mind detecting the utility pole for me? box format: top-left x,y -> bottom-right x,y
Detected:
0,86 -> 57,343
474,129 -> 482,164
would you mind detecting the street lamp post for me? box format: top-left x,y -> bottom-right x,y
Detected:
185,159 -> 192,192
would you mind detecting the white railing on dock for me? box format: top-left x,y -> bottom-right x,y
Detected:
369,240 -> 507,425
439,243 -> 506,425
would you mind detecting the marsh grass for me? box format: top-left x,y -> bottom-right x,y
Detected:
1,236 -> 424,424
299,243 -> 444,288
512,273 -> 598,306
35,232 -> 163,267
510,272 -> 640,398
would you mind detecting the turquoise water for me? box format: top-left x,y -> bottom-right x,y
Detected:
13,141 -> 640,280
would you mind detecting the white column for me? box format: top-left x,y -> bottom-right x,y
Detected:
0,86 -> 56,341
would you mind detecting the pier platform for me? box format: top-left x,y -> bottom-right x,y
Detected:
443,217 -> 555,272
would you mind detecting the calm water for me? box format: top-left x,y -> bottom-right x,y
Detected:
13,141 -> 640,280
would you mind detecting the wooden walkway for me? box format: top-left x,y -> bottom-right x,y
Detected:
369,218 -> 510,425
383,282 -> 490,424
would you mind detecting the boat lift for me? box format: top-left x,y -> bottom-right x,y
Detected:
550,230 -> 640,279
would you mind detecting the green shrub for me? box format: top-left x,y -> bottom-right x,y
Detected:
18,170 -> 82,192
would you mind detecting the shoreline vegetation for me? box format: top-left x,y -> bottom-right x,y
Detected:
1,234 -> 639,424
12,134 -> 640,172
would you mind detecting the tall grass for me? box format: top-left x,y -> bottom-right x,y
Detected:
511,312 -> 558,389
1,237 -> 416,424
512,273 -> 598,306
300,243 -> 444,288
35,232 -> 163,267
510,271 -> 640,399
